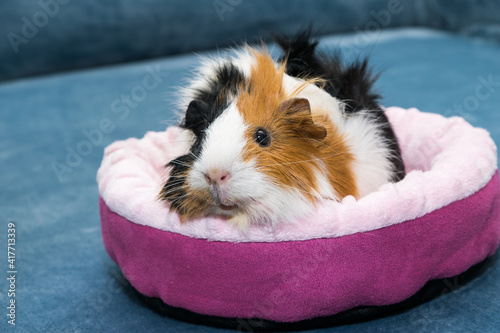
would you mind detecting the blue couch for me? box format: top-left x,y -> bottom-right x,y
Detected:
1,1 -> 499,332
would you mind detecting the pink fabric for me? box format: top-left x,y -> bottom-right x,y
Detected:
100,172 -> 500,322
97,107 -> 498,242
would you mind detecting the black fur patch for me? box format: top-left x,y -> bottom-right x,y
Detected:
159,154 -> 195,210
160,62 -> 245,203
186,62 -> 245,129
275,31 -> 405,181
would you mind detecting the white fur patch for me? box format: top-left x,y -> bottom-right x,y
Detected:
312,161 -> 338,200
282,74 -> 345,123
282,71 -> 393,198
230,46 -> 256,78
340,112 -> 394,197
177,56 -> 225,111
188,103 -> 248,188
177,47 -> 256,112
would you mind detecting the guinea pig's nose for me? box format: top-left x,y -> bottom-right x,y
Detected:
204,170 -> 231,186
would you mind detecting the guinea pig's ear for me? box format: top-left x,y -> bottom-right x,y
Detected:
279,98 -> 327,141
184,100 -> 209,137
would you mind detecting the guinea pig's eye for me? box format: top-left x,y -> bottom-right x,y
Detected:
254,128 -> 271,147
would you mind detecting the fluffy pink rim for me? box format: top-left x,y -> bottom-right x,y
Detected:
97,107 -> 498,242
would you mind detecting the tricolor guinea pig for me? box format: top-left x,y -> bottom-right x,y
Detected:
159,31 -> 405,228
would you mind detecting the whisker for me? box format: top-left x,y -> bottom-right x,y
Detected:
188,151 -> 199,159
164,175 -> 187,180
159,188 -> 186,197
165,192 -> 190,203
253,151 -> 343,168
169,160 -> 193,168
265,179 -> 332,199
161,182 -> 186,190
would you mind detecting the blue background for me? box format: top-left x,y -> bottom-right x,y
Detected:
1,1 -> 500,332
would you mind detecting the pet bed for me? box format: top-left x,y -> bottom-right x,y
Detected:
97,107 -> 500,330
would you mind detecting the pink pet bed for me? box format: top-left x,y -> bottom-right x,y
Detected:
98,107 -> 500,330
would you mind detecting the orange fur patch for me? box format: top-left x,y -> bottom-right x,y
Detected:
237,49 -> 358,201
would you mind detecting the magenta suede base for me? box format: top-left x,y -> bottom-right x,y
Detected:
100,172 -> 500,323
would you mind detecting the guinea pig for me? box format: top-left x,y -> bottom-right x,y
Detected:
159,31 -> 405,229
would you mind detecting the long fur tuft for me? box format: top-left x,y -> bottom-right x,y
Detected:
275,30 -> 405,181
